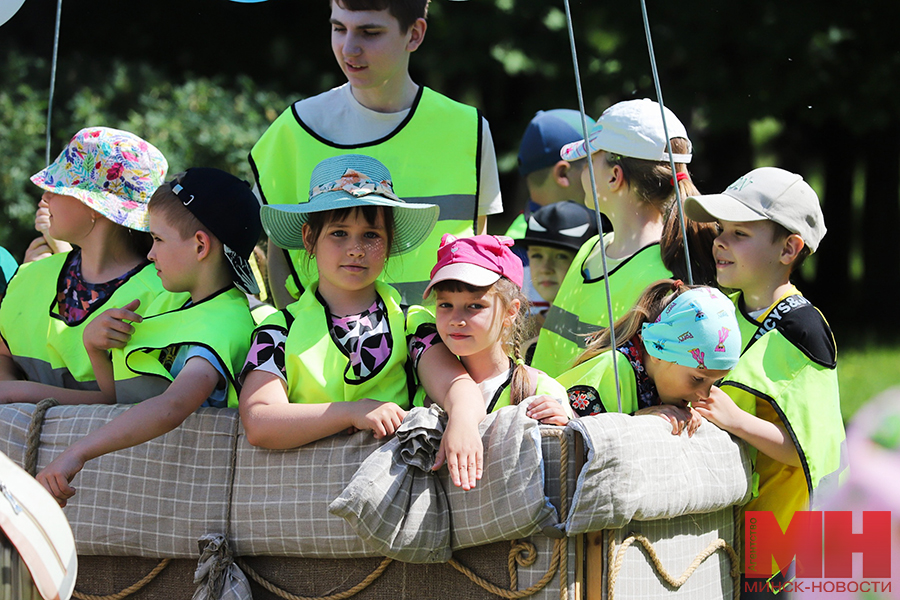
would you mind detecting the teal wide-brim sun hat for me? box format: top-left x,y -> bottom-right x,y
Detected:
260,154 -> 439,256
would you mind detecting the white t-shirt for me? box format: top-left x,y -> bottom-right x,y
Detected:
294,84 -> 503,217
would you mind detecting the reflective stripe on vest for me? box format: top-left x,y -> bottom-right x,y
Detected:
112,287 -> 254,408
531,236 -> 671,377
250,87 -> 480,305
0,253 -> 183,388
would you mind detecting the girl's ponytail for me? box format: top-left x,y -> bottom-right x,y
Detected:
575,278 -> 689,366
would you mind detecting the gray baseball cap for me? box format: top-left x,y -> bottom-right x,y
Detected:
683,167 -> 826,252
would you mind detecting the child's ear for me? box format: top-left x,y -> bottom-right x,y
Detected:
552,161 -> 572,188
780,233 -> 805,265
505,298 -> 521,325
406,18 -> 427,52
301,223 -> 315,254
608,164 -> 626,191
194,230 -> 212,261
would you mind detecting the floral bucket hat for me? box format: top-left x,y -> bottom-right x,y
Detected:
261,154 -> 439,256
30,127 -> 168,232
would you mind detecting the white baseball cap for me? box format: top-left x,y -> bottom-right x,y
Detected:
560,99 -> 692,163
683,167 -> 827,252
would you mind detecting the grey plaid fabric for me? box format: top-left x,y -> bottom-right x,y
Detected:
193,534 -> 252,600
329,405 -> 559,563
35,405 -> 238,558
0,404 -> 34,467
328,406 -> 452,563
566,413 -> 752,534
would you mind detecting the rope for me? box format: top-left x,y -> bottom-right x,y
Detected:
447,539 -> 564,599
561,0 -> 623,413
235,556 -> 392,600
24,397 -> 59,476
507,539 -> 537,590
72,559 -> 171,600
607,533 -> 740,600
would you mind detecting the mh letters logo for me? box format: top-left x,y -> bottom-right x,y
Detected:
745,511 -> 891,579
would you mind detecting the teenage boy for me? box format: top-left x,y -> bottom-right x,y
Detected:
37,168 -> 262,507
250,0 -> 503,308
684,167 -> 847,597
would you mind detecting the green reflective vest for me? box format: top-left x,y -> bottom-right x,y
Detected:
112,287 -> 254,408
0,253 -> 184,389
249,87 -> 480,305
531,235 -> 671,377
258,281 -> 424,407
556,349 -> 641,414
720,291 -> 847,513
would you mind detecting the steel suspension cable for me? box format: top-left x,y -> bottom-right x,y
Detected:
562,0 -> 622,413
639,0 -> 694,284
45,0 -> 63,165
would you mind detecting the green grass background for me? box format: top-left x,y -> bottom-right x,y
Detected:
839,344 -> 900,423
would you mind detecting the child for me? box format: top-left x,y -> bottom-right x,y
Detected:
239,154 -> 486,490
530,99 -> 717,377
36,167 -> 262,506
507,110 -> 604,314
0,127 -> 176,403
557,281 -> 741,436
251,0 -> 502,308
683,168 -> 845,591
424,234 -> 571,425
515,200 -> 599,361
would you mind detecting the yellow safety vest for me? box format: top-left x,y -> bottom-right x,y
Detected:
0,253 -> 185,389
249,87 -> 480,305
721,291 -> 847,526
112,287 -> 254,408
531,235 -> 671,377
256,281 -> 429,407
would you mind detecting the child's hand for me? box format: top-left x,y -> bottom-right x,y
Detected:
36,450 -> 85,508
34,200 -> 72,255
433,412 -> 483,491
635,404 -> 701,437
23,237 -> 53,263
349,399 -> 407,439
525,395 -> 570,426
692,386 -> 742,431
83,299 -> 143,351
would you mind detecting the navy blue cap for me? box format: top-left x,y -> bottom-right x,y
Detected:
170,168 -> 263,295
515,201 -> 599,252
518,109 -> 595,177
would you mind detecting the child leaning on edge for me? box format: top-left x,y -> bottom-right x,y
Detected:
37,168 -> 262,506
423,234 -> 572,424
683,168 -> 846,593
557,280 -> 742,436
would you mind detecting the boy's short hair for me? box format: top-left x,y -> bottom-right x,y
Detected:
683,167 -> 827,253
771,222 -> 812,273
148,173 -> 211,241
150,168 -> 263,295
331,0 -> 429,32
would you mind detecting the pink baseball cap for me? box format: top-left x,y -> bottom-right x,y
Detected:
423,234 -> 525,299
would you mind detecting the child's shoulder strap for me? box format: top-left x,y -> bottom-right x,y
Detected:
746,294 -> 836,369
